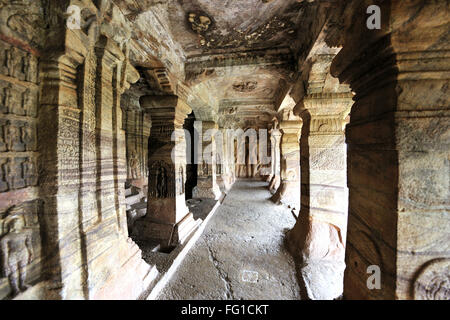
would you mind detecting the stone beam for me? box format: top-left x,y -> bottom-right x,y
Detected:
185,48 -> 295,84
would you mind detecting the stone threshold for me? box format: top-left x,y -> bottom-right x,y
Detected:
138,193 -> 227,300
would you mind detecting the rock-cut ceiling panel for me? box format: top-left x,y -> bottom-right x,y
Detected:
167,0 -> 304,55
113,0 -> 315,128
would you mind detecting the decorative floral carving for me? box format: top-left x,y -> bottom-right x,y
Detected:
414,259 -> 450,300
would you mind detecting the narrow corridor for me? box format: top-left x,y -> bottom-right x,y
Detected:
157,180 -> 301,300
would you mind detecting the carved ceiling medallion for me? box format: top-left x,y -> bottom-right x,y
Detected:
188,12 -> 212,34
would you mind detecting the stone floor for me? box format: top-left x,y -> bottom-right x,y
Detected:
157,180 -> 301,300
136,197 -> 220,275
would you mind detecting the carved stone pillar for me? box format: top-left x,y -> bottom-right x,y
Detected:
221,128 -> 236,191
265,127 -> 275,182
268,129 -> 282,191
271,121 -> 302,208
215,127 -> 225,192
329,0 -> 449,300
193,121 -> 221,199
288,92 -> 352,300
139,95 -> 200,247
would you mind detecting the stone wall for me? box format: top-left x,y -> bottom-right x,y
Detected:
0,38 -> 40,299
0,0 -> 154,300
0,0 -> 47,300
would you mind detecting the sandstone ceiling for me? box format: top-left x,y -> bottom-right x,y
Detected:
167,0 -> 304,54
112,0 -> 331,127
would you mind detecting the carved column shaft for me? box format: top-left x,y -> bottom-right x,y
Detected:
268,129 -> 282,191
93,38 -> 130,232
193,121 -> 221,199
123,107 -> 150,184
220,128 -> 236,191
39,29 -> 144,299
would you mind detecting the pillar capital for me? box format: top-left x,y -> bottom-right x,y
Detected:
303,92 -> 353,118
301,92 -> 352,136
279,120 -> 302,156
280,120 -> 302,138
140,95 -> 192,128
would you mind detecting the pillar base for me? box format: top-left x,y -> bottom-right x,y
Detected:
92,237 -> 158,300
193,177 -> 221,200
216,176 -> 225,191
268,175 -> 280,192
270,180 -> 300,209
287,214 -> 346,300
300,260 -> 346,300
135,212 -> 200,248
221,174 -> 235,192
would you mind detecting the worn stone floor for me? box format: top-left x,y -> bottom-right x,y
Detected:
157,180 -> 301,300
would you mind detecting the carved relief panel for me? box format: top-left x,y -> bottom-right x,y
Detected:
0,81 -> 38,117
0,38 -> 40,209
176,166 -> 185,195
0,199 -> 42,299
0,41 -> 38,84
148,160 -> 175,199
123,108 -> 150,182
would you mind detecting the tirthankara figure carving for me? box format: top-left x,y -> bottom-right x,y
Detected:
129,151 -> 139,180
0,87 -> 11,114
178,167 -> 184,195
0,124 -> 5,152
5,158 -> 15,190
156,165 -> 167,198
5,48 -> 13,76
0,217 -> 33,295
